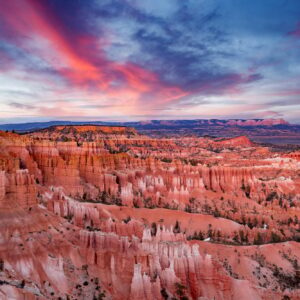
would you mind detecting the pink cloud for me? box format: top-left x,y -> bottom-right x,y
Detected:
288,22 -> 300,37
0,0 -> 188,111
254,111 -> 282,118
267,89 -> 300,97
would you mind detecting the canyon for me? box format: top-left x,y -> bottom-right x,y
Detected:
0,125 -> 299,299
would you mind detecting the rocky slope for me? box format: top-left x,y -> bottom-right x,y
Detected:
0,126 -> 299,299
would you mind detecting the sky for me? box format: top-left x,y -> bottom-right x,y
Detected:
0,0 -> 300,124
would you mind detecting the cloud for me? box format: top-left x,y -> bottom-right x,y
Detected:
8,102 -> 35,110
0,0 -> 188,108
254,110 -> 283,118
94,0 -> 263,97
266,99 -> 300,106
0,0 -> 299,121
288,22 -> 300,37
78,104 -> 119,109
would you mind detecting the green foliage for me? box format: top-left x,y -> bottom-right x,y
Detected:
266,191 -> 277,202
174,282 -> 188,300
123,216 -> 131,224
161,157 -> 172,163
254,232 -> 263,245
173,220 -> 181,233
270,232 -> 282,243
151,222 -> 157,236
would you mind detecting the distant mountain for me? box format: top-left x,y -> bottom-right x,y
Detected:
0,120 -> 109,131
0,118 -> 291,131
0,118 -> 299,146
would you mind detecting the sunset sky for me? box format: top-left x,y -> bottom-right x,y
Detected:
0,0 -> 300,123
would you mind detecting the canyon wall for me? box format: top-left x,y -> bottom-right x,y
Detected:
0,127 -> 299,299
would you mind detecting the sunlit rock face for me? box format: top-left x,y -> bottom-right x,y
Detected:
0,126 -> 299,299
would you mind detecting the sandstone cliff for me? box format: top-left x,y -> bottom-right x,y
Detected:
0,128 -> 299,299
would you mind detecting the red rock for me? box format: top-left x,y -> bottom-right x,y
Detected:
0,127 -> 299,299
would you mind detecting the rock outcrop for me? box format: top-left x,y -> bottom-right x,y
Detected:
0,127 -> 299,299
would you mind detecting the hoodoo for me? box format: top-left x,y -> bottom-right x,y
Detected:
0,126 -> 299,299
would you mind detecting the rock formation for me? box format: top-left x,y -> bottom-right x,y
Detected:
0,126 -> 299,299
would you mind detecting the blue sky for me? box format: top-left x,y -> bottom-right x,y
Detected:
0,0 -> 299,123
